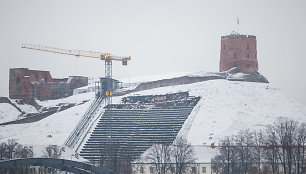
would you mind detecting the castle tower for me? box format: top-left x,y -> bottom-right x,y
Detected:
219,31 -> 258,73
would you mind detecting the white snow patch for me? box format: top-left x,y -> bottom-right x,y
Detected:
121,71 -> 192,84
227,72 -> 246,80
13,102 -> 38,113
187,71 -> 221,77
36,92 -> 94,108
0,99 -> 93,146
0,103 -> 21,123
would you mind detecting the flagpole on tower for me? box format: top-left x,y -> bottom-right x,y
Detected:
237,16 -> 240,34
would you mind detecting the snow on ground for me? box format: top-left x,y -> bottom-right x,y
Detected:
11,101 -> 38,114
120,72 -> 193,91
0,103 -> 21,123
187,71 -> 222,78
0,92 -> 95,146
36,91 -> 94,108
121,71 -> 192,84
124,79 -> 306,145
1,72 -> 306,164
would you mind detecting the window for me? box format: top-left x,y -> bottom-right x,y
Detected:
234,62 -> 238,67
247,64 -> 250,68
150,166 -> 154,173
223,44 -> 226,50
233,52 -> 237,58
246,44 -> 249,49
192,167 -> 197,173
171,166 -> 175,173
16,77 -> 20,84
247,53 -> 250,58
213,168 -> 217,173
202,167 -> 207,173
140,166 -> 144,173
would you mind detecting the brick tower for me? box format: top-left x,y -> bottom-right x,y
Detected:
219,31 -> 258,73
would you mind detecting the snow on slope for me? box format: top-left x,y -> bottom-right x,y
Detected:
36,92 -> 93,108
125,79 -> 306,145
0,92 -> 95,146
11,101 -> 38,114
1,73 -> 306,156
0,103 -> 21,123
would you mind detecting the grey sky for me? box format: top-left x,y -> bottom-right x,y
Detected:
1,0 -> 306,106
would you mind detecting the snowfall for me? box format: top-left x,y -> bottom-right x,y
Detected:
1,72 -> 306,161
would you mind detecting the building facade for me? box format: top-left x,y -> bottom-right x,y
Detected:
132,145 -> 219,174
9,68 -> 88,102
220,32 -> 258,73
132,163 -> 216,174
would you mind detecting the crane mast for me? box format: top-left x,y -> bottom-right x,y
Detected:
21,43 -> 131,105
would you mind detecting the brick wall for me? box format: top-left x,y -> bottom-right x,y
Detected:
9,68 -> 88,102
220,34 -> 258,73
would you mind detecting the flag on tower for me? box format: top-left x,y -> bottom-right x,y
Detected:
237,17 -> 239,25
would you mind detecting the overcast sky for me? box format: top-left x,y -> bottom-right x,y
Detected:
1,0 -> 306,106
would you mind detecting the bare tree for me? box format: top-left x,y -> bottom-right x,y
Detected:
43,145 -> 63,158
264,125 -> 280,174
172,136 -> 195,174
98,141 -> 123,173
119,144 -> 134,174
252,130 -> 264,174
0,142 -> 7,159
212,117 -> 306,174
146,143 -> 172,174
234,129 -> 254,174
7,139 -> 19,159
273,117 -> 297,174
212,136 -> 238,174
294,122 -> 306,174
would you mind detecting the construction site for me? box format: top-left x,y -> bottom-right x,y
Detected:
1,32 -> 306,174
2,33 -> 263,173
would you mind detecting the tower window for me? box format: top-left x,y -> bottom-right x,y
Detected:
247,53 -> 250,58
233,53 -> 237,58
16,77 -> 20,84
246,44 -> 249,49
234,62 -> 238,67
223,45 -> 226,50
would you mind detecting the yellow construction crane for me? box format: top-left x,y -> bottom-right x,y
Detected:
21,43 -> 131,105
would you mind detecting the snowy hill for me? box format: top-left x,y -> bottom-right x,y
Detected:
0,103 -> 21,123
0,71 -> 305,159
122,79 -> 306,145
0,92 -> 95,145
